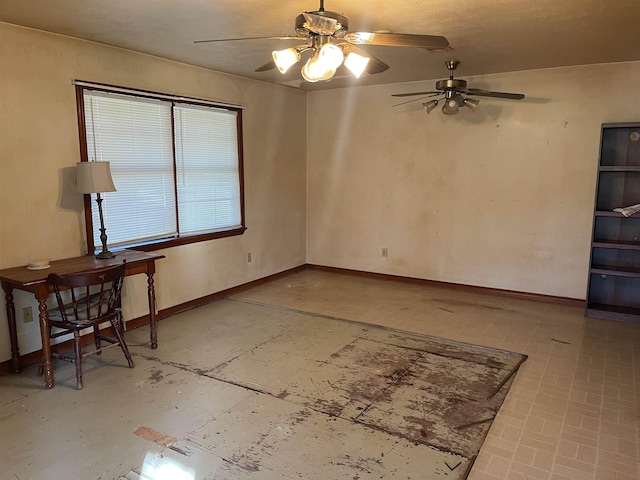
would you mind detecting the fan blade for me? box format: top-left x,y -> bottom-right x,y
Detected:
392,95 -> 441,107
462,88 -> 525,100
255,60 -> 277,72
344,45 -> 389,74
194,35 -> 304,44
391,91 -> 440,97
344,32 -> 449,50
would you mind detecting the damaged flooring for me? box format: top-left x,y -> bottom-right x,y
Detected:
1,269 -> 638,479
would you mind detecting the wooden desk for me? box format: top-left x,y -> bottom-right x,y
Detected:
0,249 -> 164,388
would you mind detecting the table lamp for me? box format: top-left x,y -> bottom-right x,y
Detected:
76,161 -> 117,259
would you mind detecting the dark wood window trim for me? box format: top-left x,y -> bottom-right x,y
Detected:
75,81 -> 246,253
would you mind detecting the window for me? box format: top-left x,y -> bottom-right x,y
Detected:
76,82 -> 245,252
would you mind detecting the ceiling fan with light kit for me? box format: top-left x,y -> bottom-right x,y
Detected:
392,60 -> 525,115
195,0 -> 450,83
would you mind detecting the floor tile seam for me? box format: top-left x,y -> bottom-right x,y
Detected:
349,347 -> 505,462
349,350 -> 428,425
355,416 -> 473,460
131,351 -> 263,391
131,350 -> 385,426
211,345 -> 485,464
170,372 -> 468,469
225,297 -> 529,359
356,336 -> 526,371
132,308 -> 517,456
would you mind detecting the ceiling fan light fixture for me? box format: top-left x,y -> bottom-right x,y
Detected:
464,97 -> 479,110
318,42 -> 344,69
272,47 -> 301,74
301,52 -> 336,82
423,99 -> 438,114
442,98 -> 459,115
344,51 -> 370,78
390,61 -> 524,115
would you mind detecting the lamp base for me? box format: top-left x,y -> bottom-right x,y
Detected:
95,250 -> 115,259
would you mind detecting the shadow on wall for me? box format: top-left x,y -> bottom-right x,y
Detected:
57,165 -> 90,253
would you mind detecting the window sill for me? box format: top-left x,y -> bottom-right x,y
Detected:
108,226 -> 247,253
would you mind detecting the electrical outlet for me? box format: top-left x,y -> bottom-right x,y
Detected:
381,247 -> 389,257
22,306 -> 33,324
247,252 -> 252,263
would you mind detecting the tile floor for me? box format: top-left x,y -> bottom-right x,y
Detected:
231,270 -> 640,480
0,269 -> 638,479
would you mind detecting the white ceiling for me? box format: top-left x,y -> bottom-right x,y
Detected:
2,0 -> 640,91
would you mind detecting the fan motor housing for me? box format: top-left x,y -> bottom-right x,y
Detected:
436,78 -> 467,90
296,10 -> 349,37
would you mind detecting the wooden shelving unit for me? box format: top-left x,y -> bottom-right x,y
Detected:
586,122 -> 640,322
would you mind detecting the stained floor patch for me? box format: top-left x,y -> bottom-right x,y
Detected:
121,301 -> 525,480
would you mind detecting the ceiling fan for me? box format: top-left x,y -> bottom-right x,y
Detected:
194,0 -> 450,83
392,60 -> 525,114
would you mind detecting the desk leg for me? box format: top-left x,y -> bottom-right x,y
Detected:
37,299 -> 54,389
2,282 -> 20,373
147,272 -> 158,349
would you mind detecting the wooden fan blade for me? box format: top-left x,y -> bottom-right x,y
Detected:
392,91 -> 440,97
346,45 -> 389,74
463,88 -> 525,100
255,60 -> 277,72
392,95 -> 441,107
344,32 -> 449,50
194,35 -> 304,44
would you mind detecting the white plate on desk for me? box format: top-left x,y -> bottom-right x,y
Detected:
27,265 -> 51,270
27,259 -> 51,270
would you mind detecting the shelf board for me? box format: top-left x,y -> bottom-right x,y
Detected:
590,264 -> 640,277
594,210 -> 640,218
599,166 -> 640,172
586,303 -> 640,322
592,240 -> 640,250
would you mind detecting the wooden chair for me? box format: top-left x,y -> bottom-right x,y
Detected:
43,262 -> 134,389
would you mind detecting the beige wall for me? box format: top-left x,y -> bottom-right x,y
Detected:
0,23 -> 307,360
3,20 -> 640,364
306,61 -> 640,299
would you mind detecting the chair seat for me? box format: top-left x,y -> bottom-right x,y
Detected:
48,293 -> 112,329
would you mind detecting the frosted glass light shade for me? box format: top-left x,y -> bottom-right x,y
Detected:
464,97 -> 480,110
344,52 -> 370,78
301,53 -> 336,82
423,99 -> 438,114
76,161 -> 116,193
442,98 -> 460,115
318,43 -> 344,70
272,48 -> 300,74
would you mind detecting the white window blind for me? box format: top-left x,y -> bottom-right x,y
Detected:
80,87 -> 243,250
174,104 -> 241,233
84,91 -> 177,247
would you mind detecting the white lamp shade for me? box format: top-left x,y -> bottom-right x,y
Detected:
76,161 -> 116,194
